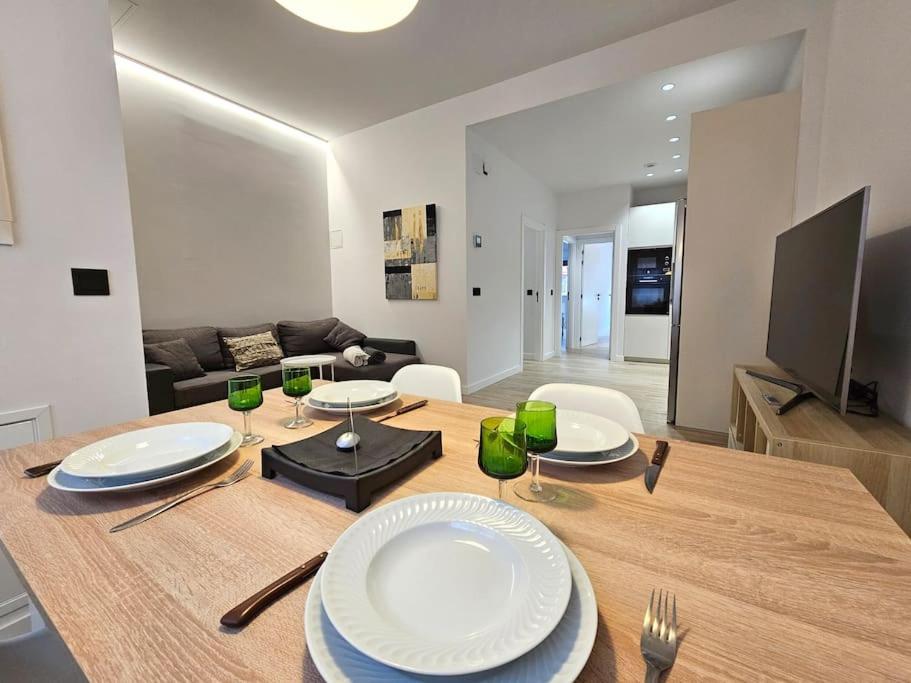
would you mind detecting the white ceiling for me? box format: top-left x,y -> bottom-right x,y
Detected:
110,0 -> 736,140
470,32 -> 804,193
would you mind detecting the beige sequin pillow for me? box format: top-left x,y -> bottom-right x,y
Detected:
224,331 -> 284,371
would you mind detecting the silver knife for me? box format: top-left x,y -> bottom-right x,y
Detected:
644,441 -> 670,493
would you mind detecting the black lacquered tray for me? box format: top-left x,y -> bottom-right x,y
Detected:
261,430 -> 443,512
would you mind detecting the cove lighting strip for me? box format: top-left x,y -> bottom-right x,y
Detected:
113,53 -> 328,149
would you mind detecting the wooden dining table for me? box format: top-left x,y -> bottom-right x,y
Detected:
2,385 -> 911,681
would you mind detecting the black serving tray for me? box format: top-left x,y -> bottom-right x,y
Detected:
261,430 -> 442,512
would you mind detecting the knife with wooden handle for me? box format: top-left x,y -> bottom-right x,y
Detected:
644,441 -> 670,493
23,460 -> 62,478
374,399 -> 428,423
220,552 -> 328,628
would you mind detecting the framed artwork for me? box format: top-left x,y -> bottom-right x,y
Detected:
383,203 -> 437,300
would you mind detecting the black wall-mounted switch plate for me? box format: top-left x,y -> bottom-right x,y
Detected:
526,289 -> 533,295
472,287 -> 481,296
71,268 -> 110,295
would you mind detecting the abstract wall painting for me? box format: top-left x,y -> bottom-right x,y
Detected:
383,203 -> 437,300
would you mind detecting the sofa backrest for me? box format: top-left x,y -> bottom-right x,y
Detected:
277,318 -> 339,356
142,326 -> 224,371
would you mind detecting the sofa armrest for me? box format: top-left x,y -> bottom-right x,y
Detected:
363,337 -> 417,356
145,363 -> 175,415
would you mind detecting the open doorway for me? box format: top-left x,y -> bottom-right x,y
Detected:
561,233 -> 616,357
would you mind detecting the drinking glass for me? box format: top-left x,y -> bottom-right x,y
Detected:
477,416 -> 528,501
227,375 -> 264,446
282,365 -> 313,429
514,400 -> 558,502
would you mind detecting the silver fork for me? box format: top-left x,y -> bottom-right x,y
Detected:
640,588 -> 678,682
110,459 -> 254,533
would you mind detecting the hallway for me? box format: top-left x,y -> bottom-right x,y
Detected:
464,350 -> 726,445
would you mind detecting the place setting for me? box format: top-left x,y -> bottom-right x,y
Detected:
37,422 -> 243,495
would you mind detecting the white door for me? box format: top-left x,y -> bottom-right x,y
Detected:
522,225 -> 544,359
580,242 -> 613,347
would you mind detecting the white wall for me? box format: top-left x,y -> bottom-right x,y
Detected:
806,0 -> 911,426
466,130 -> 556,390
676,91 -> 801,432
557,184 -> 632,358
632,183 -> 687,207
327,0 -> 827,382
0,0 -> 148,436
117,62 -> 332,329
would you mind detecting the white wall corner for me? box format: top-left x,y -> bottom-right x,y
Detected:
463,364 -> 523,395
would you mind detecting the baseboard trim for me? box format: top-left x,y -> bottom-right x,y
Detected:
542,350 -> 555,360
0,592 -> 29,619
464,365 -> 523,395
624,356 -> 669,364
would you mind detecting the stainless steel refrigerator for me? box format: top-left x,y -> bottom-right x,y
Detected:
666,198 -> 686,424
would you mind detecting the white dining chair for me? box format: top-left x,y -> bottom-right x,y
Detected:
392,364 -> 463,403
528,383 -> 645,433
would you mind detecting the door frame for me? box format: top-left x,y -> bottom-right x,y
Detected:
519,215 -> 548,363
553,226 -> 623,360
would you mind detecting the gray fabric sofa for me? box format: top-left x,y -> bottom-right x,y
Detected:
143,318 -> 420,415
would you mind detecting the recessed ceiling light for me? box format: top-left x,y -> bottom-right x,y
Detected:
274,0 -> 420,32
672,154 -> 681,159
674,168 -> 683,173
669,137 -> 680,143
661,83 -> 675,92
646,172 -> 655,177
665,114 -> 678,122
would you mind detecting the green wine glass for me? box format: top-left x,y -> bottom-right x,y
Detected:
514,400 -> 558,503
227,375 -> 264,446
282,365 -> 313,429
478,416 -> 528,501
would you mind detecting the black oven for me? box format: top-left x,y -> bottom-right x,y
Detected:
626,247 -> 672,315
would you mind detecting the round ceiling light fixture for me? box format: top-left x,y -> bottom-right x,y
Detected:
669,136 -> 681,143
274,0 -> 420,33
661,83 -> 675,92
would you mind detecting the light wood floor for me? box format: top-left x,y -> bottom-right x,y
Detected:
464,346 -> 727,446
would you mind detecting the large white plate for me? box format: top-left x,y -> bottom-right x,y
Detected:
306,542 -> 596,683
309,380 -> 396,408
47,432 -> 243,493
306,392 -> 398,414
60,422 -> 233,481
539,434 -> 641,468
320,492 -> 572,676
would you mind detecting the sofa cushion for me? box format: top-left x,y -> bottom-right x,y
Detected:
173,370 -> 236,409
243,363 -> 283,390
217,323 -> 280,368
223,332 -> 284,371
324,320 -> 366,351
278,318 -> 339,356
143,339 -> 206,381
143,326 -> 223,371
331,351 -> 421,382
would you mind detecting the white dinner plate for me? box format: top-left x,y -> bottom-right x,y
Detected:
539,433 -> 641,467
309,380 -> 397,408
60,422 -> 233,481
306,392 -> 398,414
319,492 -> 572,676
47,432 -> 243,493
305,542 -> 597,683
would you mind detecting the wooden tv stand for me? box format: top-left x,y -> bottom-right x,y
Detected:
730,365 -> 911,535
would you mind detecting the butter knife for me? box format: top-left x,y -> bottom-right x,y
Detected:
220,551 -> 328,628
644,441 -> 670,493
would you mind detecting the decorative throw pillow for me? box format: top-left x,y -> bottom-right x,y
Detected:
224,331 -> 284,371
144,339 -> 206,381
324,320 -> 366,351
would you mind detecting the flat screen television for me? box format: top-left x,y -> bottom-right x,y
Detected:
764,186 -> 870,415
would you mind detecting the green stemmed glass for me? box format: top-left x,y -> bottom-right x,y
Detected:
227,375 -> 264,446
514,400 -> 558,503
282,365 -> 313,429
478,416 -> 528,501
